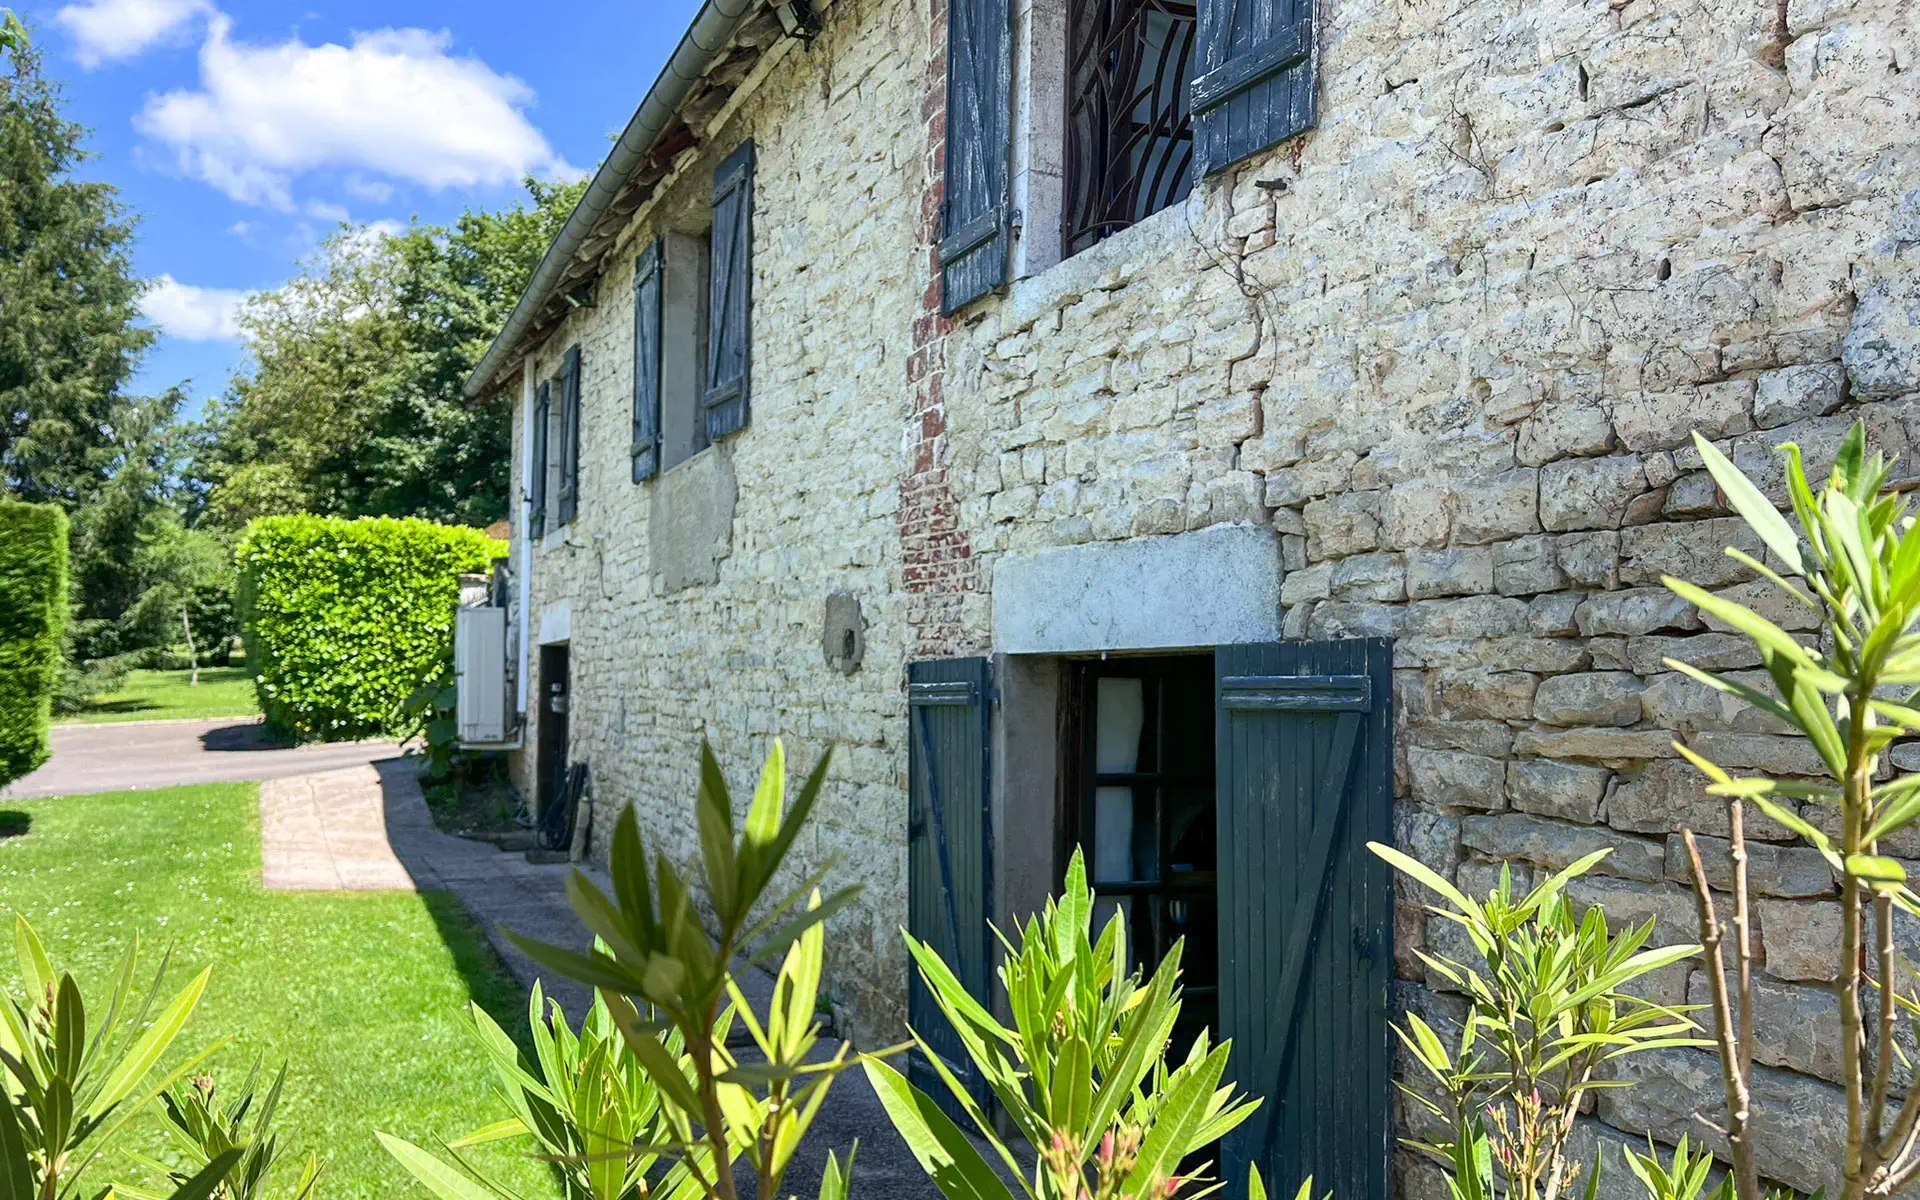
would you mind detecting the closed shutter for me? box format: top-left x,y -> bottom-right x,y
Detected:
632,239 -> 663,483
1214,638 -> 1392,1198
906,656 -> 993,1122
558,345 -> 582,525
1190,0 -> 1317,175
705,141 -> 754,441
530,380 -> 550,538
940,0 -> 1011,313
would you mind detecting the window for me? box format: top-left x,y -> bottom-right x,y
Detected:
633,231 -> 713,482
1063,0 -> 1198,257
529,379 -> 550,537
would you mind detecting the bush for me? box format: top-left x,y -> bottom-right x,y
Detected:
235,515 -> 501,741
0,499 -> 70,785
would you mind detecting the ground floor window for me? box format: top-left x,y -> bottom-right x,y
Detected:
1072,653 -> 1218,1039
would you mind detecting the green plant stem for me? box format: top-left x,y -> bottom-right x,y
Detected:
1682,829 -> 1757,1200
1842,728 -> 1872,1200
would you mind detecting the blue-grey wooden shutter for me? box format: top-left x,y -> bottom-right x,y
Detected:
906,656 -> 993,1121
632,240 -> 663,483
1215,638 -> 1392,1199
1190,0 -> 1317,175
558,345 -> 582,526
705,141 -> 754,441
940,0 -> 1011,313
530,379 -> 550,538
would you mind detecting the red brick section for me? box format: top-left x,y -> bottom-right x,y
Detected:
898,0 -> 984,661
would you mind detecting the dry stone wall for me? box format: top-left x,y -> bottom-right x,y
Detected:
501,0 -> 927,1044
920,0 -> 1920,1191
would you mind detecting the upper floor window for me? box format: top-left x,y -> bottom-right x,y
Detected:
1063,0 -> 1198,258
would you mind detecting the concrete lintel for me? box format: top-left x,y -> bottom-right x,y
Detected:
538,601 -> 572,646
991,524 -> 1283,654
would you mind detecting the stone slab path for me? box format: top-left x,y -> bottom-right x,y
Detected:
2,718 -> 404,800
259,758 -> 942,1199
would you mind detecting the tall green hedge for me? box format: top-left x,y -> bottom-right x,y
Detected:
236,515 -> 503,742
0,501 -> 71,786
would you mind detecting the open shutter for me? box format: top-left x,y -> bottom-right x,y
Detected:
940,0 -> 1011,313
530,380 -> 550,538
1190,0 -> 1317,175
559,345 -> 582,525
632,239 -> 663,483
906,656 -> 993,1121
705,141 -> 754,441
1215,638 -> 1392,1198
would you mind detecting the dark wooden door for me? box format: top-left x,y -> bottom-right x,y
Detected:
1215,639 -> 1393,1200
537,644 -> 570,824
905,656 -> 993,1121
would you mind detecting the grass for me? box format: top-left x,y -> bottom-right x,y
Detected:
58,666 -> 261,724
0,783 -> 566,1200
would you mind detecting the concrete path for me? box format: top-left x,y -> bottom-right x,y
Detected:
260,758 -> 943,1200
2,718 -> 405,800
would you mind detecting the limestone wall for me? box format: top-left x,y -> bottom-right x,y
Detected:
921,0 -> 1920,1191
501,0 -> 927,1042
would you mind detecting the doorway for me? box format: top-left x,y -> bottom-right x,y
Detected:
537,644 -> 570,823
1065,653 -> 1218,1043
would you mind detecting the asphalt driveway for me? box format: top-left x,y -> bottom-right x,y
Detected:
2,718 -> 407,800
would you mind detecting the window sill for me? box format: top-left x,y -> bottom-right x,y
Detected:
1005,198 -> 1197,332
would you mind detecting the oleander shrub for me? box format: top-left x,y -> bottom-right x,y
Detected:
235,515 -> 501,741
0,499 -> 70,786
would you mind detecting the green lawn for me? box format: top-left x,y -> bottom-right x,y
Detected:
58,666 -> 262,724
0,784 -> 565,1200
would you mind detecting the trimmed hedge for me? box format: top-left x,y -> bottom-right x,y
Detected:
0,501 -> 71,786
236,515 -> 503,741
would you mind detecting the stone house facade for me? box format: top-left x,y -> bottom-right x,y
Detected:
461,0 -> 1920,1192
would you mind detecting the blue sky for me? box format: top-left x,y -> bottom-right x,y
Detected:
27,0 -> 703,418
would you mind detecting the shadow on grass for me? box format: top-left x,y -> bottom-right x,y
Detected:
0,811 -> 29,839
69,699 -> 160,717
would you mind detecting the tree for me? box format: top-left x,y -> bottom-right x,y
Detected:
192,178 -> 586,529
0,25 -> 154,513
124,516 -> 232,683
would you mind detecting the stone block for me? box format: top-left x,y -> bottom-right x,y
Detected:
1409,747 -> 1507,810
1663,470 -> 1723,518
1702,578 -> 1822,633
1512,727 -> 1679,761
1492,535 -> 1568,596
1332,551 -> 1408,601
1611,381 -> 1756,453
1435,670 -> 1538,721
1557,531 -> 1621,590
1686,970 -> 1849,1086
1567,875 -> 1705,947
1640,671 -> 1735,733
1528,592 -> 1584,636
1618,519 -> 1764,588
1280,560 -> 1332,605
1541,456 -> 1647,532
1403,595 -> 1533,638
1309,601 -> 1406,640
1666,834 -> 1835,898
1303,491 -> 1382,557
1451,468 -> 1540,544
1507,758 -> 1612,823
1576,588 -> 1704,637
1265,454 -> 1356,506
1408,547 -> 1494,599
1463,812 -> 1665,882
1685,732 -> 1829,777
1753,361 -> 1847,429
1607,759 -> 1801,842
1533,671 -> 1646,727
1383,481 -> 1455,549
1625,633 -> 1763,676
1517,402 -> 1616,466
1757,899 -> 1842,982
1408,719 -> 1517,758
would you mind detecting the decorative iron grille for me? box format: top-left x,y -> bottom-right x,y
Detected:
1063,0 -> 1199,258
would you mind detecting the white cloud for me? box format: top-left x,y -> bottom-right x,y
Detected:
343,176 -> 394,203
141,274 -> 248,341
136,17 -> 575,211
54,0 -> 212,67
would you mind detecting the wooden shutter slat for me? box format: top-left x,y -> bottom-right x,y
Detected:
1192,0 -> 1316,175
704,140 -> 754,440
939,0 -> 1011,313
906,656 -> 994,1122
1215,638 -> 1391,1200
632,240 -> 663,482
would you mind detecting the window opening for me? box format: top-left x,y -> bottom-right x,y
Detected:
1063,0 -> 1199,257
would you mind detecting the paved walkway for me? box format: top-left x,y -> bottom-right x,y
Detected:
2,718 -> 404,800
260,758 -> 941,1199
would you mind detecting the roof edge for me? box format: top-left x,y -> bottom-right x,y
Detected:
462,0 -> 762,399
